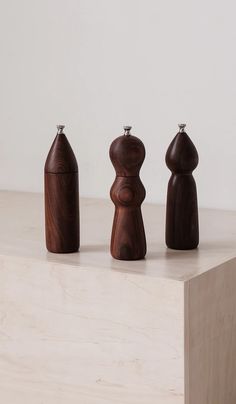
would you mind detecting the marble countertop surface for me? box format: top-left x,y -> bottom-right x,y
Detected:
0,190 -> 236,281
1,191 -> 236,403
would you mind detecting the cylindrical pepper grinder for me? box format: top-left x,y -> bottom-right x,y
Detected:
44,125 -> 80,253
165,123 -> 199,250
110,126 -> 146,260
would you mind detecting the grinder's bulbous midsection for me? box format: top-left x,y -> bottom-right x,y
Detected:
110,176 -> 146,207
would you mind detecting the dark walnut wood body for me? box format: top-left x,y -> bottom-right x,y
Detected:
44,131 -> 80,253
165,130 -> 199,250
110,134 -> 146,260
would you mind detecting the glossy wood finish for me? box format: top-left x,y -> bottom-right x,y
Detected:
110,127 -> 146,260
165,125 -> 199,250
44,126 -> 79,253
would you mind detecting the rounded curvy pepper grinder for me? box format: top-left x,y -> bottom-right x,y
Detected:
109,126 -> 146,260
44,125 -> 80,253
165,123 -> 199,250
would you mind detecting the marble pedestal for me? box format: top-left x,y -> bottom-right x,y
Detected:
0,191 -> 236,404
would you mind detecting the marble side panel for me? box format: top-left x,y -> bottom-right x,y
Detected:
0,255 -> 184,404
185,259 -> 236,404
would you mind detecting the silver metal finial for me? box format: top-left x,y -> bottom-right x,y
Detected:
178,123 -> 186,133
57,125 -> 65,134
124,125 -> 132,136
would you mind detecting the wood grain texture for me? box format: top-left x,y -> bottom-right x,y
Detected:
45,172 -> 79,253
165,127 -> 199,250
44,130 -> 79,253
110,132 -> 146,260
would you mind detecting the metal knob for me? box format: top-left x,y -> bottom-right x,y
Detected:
57,125 -> 65,134
178,123 -> 186,133
124,126 -> 132,136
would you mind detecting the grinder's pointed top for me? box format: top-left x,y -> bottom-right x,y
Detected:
45,126 -> 78,173
165,124 -> 198,173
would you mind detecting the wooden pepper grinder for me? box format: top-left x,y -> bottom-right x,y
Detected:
165,124 -> 199,250
44,125 -> 80,253
110,126 -> 146,260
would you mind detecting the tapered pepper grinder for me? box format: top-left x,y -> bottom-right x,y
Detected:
165,124 -> 199,250
110,126 -> 146,260
44,125 -> 80,253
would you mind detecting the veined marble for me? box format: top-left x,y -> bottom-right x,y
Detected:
0,191 -> 236,403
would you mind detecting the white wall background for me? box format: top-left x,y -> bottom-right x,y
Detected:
0,0 -> 236,209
